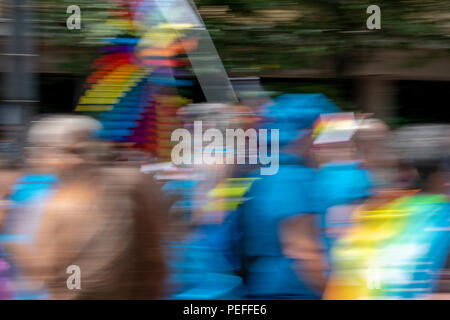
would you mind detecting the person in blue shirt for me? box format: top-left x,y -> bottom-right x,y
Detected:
312,143 -> 374,255
237,94 -> 339,299
390,125 -> 449,299
310,116 -> 383,277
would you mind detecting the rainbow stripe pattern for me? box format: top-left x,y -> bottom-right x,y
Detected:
75,0 -> 199,160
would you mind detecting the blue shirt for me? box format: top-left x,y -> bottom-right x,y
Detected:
314,162 -> 373,253
0,174 -> 59,300
241,154 -> 319,299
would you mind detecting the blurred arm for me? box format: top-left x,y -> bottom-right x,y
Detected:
280,213 -> 328,294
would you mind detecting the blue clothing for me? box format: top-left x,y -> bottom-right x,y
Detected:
261,94 -> 339,147
240,155 -> 320,299
162,180 -> 199,220
168,225 -> 244,300
383,196 -> 449,299
0,174 -> 59,300
314,162 -> 373,253
162,179 -> 244,299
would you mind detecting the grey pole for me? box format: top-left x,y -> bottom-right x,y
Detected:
2,0 -> 38,121
1,0 -> 38,163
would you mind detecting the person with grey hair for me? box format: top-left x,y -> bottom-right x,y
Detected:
1,115 -> 169,299
25,115 -> 107,177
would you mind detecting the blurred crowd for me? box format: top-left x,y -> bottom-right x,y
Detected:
0,95 -> 448,300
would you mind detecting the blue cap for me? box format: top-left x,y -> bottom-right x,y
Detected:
260,93 -> 340,147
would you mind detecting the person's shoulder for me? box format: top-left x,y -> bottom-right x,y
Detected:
98,166 -> 162,187
41,180 -> 100,229
50,180 -> 97,209
99,166 -> 141,183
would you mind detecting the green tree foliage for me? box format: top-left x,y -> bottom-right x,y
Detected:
33,0 -> 124,74
195,0 -> 450,73
32,0 -> 450,74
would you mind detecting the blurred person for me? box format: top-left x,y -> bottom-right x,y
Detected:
229,94 -> 339,299
355,118 -> 399,189
0,115 -> 168,299
324,124 -> 449,299
167,103 -> 247,299
0,162 -> 23,300
0,168 -> 23,228
311,114 -> 374,261
0,131 -> 58,300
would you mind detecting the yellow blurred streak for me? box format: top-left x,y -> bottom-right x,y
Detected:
78,67 -> 147,107
137,28 -> 185,48
105,19 -> 135,33
90,83 -> 138,90
84,91 -> 127,99
156,95 -> 192,106
202,201 -> 241,212
208,186 -> 250,198
75,105 -> 113,112
157,140 -> 176,148
79,97 -> 119,105
208,178 -> 259,198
